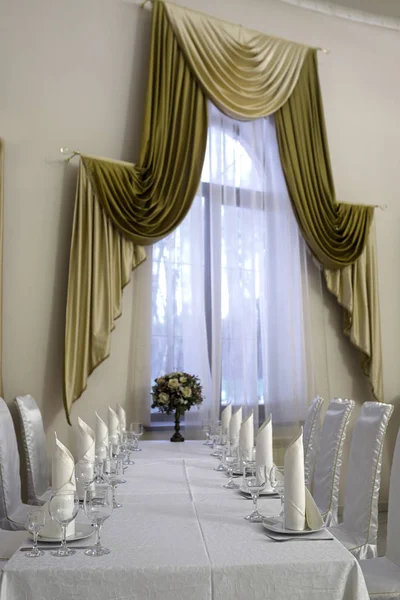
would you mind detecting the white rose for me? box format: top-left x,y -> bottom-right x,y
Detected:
159,392 -> 169,403
180,376 -> 187,383
182,387 -> 192,398
168,378 -> 180,389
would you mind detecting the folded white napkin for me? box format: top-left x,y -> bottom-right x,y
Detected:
95,411 -> 109,455
256,415 -> 274,491
220,403 -> 232,435
74,417 -> 95,500
41,434 -> 76,540
284,428 -> 323,531
229,407 -> 242,445
108,406 -> 120,438
239,412 -> 254,461
116,403 -> 127,431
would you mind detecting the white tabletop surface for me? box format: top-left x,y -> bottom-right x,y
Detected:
1,441 -> 369,600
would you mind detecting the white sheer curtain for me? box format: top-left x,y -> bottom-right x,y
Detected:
150,103 -> 326,434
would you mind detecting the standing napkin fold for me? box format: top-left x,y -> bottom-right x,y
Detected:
74,417 -> 95,500
239,412 -> 254,461
284,428 -> 306,531
221,403 -> 232,435
229,407 -> 242,445
108,407 -> 120,438
116,403 -> 127,431
95,412 -> 108,459
256,415 -> 274,491
40,434 -> 76,539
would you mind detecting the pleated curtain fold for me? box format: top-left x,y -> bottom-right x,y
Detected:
63,0 -> 382,422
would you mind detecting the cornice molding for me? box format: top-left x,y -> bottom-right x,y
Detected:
279,0 -> 400,31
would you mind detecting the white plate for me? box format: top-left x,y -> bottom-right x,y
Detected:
239,486 -> 278,497
262,517 -> 324,535
31,524 -> 94,543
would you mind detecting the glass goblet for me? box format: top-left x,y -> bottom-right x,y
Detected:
49,490 -> 80,557
25,508 -> 45,557
104,457 -> 125,508
270,466 -> 285,517
243,464 -> 268,522
124,431 -> 136,465
84,483 -> 113,556
129,422 -> 144,451
94,444 -> 108,483
223,447 -> 240,489
214,434 -> 228,471
76,458 -> 95,504
202,424 -> 212,445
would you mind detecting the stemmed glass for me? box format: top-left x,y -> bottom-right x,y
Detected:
243,463 -> 268,522
104,457 -> 125,508
270,466 -> 285,517
94,444 -> 108,483
129,423 -> 144,451
202,423 -> 212,445
76,458 -> 95,504
48,490 -> 80,557
109,433 -> 120,459
84,483 -> 113,556
214,434 -> 228,471
223,446 -> 240,489
25,508 -> 45,557
124,431 -> 136,465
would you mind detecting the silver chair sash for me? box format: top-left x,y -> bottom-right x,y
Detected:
303,396 -> 324,491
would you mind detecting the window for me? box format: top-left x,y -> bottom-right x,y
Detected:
150,105 -> 311,427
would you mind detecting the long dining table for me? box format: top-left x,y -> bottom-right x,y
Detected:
1,441 -> 369,600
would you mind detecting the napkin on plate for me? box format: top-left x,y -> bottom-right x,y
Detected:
74,417 -> 95,500
108,407 -> 120,438
256,415 -> 274,491
40,434 -> 76,539
229,407 -> 242,445
116,403 -> 127,431
284,428 -> 323,531
239,412 -> 254,462
95,411 -> 109,456
221,403 -> 232,435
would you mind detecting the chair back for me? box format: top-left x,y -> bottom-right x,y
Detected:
303,396 -> 324,491
341,401 -> 392,557
313,398 -> 355,525
387,426 -> 400,566
14,395 -> 49,504
0,399 -> 23,529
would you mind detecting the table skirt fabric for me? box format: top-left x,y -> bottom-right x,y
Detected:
1,441 -> 369,600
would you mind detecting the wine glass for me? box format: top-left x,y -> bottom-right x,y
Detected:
76,458 -> 95,502
223,446 -> 240,489
109,433 -> 120,458
94,443 -> 108,483
124,431 -> 136,465
270,466 -> 285,517
243,463 -> 268,522
202,423 -> 212,445
84,483 -> 113,556
25,508 -> 45,557
104,457 -> 125,508
214,434 -> 228,471
48,490 -> 80,557
129,422 -> 144,451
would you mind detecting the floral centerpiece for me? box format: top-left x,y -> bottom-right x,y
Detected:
151,372 -> 204,442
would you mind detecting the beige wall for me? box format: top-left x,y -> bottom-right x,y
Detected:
1,0 -> 399,501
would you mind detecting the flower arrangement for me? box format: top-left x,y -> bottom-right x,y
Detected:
151,372 -> 204,415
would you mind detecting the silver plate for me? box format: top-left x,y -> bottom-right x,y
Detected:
30,523 -> 94,543
262,517 -> 324,535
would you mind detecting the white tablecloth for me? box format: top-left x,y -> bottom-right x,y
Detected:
1,441 -> 369,600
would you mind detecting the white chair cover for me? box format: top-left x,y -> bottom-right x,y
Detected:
360,425 -> 400,598
329,401 -> 393,560
0,398 -> 31,530
312,398 -> 355,526
14,395 -> 50,505
303,396 -> 324,491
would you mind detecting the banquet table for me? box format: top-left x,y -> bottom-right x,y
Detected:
1,441 -> 369,600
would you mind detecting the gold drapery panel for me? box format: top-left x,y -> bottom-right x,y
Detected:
63,164 -> 145,423
63,0 -> 383,420
325,227 -> 383,401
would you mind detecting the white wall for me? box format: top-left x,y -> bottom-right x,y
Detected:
1,0 -> 399,500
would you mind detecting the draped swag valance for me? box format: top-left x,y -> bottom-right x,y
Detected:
63,0 -> 382,423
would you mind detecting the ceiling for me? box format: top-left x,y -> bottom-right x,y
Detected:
316,0 -> 400,19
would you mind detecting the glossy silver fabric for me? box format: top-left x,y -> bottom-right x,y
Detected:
360,427 -> 400,598
313,398 -> 355,527
330,402 -> 393,560
14,395 -> 50,505
303,396 -> 324,491
0,399 -> 31,530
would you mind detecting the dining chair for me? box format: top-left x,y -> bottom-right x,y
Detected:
0,398 -> 32,530
312,398 -> 355,526
329,401 -> 393,560
360,425 -> 400,598
14,394 -> 50,505
303,395 -> 324,491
